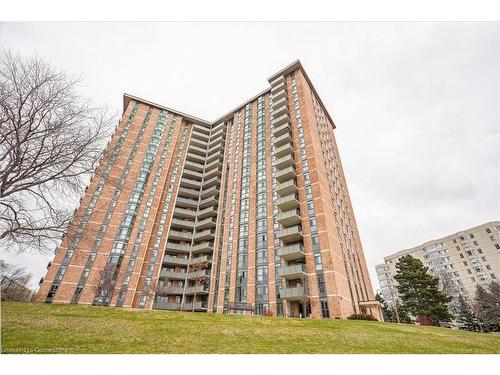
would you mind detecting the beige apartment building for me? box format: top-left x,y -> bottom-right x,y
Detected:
376,221 -> 500,306
38,60 -> 380,320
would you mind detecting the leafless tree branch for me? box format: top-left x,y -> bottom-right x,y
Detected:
0,50 -> 115,253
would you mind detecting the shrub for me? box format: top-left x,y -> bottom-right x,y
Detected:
347,313 -> 377,321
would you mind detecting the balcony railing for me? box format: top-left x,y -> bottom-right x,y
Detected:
185,285 -> 210,295
159,270 -> 187,279
274,143 -> 294,158
276,209 -> 301,227
276,193 -> 300,211
182,301 -> 208,311
271,113 -> 291,128
280,264 -> 306,279
194,229 -> 215,241
165,242 -> 191,253
156,286 -> 185,295
163,255 -> 190,266
277,243 -> 305,261
276,179 -> 298,197
170,218 -> 194,229
187,270 -> 210,280
191,241 -> 214,254
168,229 -> 193,241
276,225 -> 303,243
279,286 -> 306,301
274,132 -> 293,147
154,302 -> 181,310
173,207 -> 197,219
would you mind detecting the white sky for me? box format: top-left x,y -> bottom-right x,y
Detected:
1,22 -> 498,292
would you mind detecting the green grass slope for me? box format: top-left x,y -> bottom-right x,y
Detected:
1,302 -> 499,354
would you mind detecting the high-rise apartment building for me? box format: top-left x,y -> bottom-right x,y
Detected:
376,221 -> 500,306
38,60 -> 380,319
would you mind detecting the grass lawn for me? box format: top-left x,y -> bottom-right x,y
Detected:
1,302 -> 499,354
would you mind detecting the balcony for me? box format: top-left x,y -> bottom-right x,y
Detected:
206,152 -> 223,165
192,123 -> 210,136
276,209 -> 301,227
200,185 -> 219,199
156,285 -> 185,295
159,269 -> 187,280
170,218 -> 194,230
182,302 -> 208,311
210,127 -> 225,140
274,143 -> 294,159
279,287 -> 306,301
271,81 -> 286,94
163,255 -> 190,266
199,195 -> 218,209
173,207 -> 196,219
273,103 -> 289,118
188,144 -> 207,156
277,193 -> 300,211
276,225 -> 303,243
191,241 -> 213,254
191,255 -> 213,265
182,169 -> 203,180
207,142 -> 224,155
191,129 -> 209,142
184,160 -> 204,173
273,123 -> 291,138
271,113 -> 291,128
280,264 -> 306,280
274,132 -> 293,148
180,177 -> 201,190
190,137 -> 207,150
165,242 -> 191,253
277,243 -> 306,261
205,158 -> 223,172
211,122 -> 226,134
185,285 -> 210,295
276,180 -> 297,196
154,302 -> 181,310
178,187 -> 200,199
209,136 -> 224,149
270,75 -> 285,87
188,270 -> 210,280
272,87 -> 287,102
194,229 -> 215,241
168,229 -> 193,242
271,96 -> 287,110
196,217 -> 216,230
204,166 -> 222,180
275,166 -> 296,183
203,176 -> 221,189
274,154 -> 295,170
186,152 -> 206,164
198,206 -> 217,219
175,197 -> 198,209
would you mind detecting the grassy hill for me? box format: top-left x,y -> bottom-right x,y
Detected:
1,302 -> 499,354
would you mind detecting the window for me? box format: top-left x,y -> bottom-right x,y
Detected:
486,228 -> 491,233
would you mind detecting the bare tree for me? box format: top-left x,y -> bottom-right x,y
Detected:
0,50 -> 114,253
437,270 -> 461,313
187,260 -> 210,312
297,272 -> 310,318
0,259 -> 33,301
90,263 -> 123,306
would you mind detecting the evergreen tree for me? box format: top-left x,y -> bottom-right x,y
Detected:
456,294 -> 477,331
474,281 -> 500,332
393,254 -> 453,325
375,292 -> 393,322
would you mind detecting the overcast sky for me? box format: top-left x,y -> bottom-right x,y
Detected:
1,22 -> 498,291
